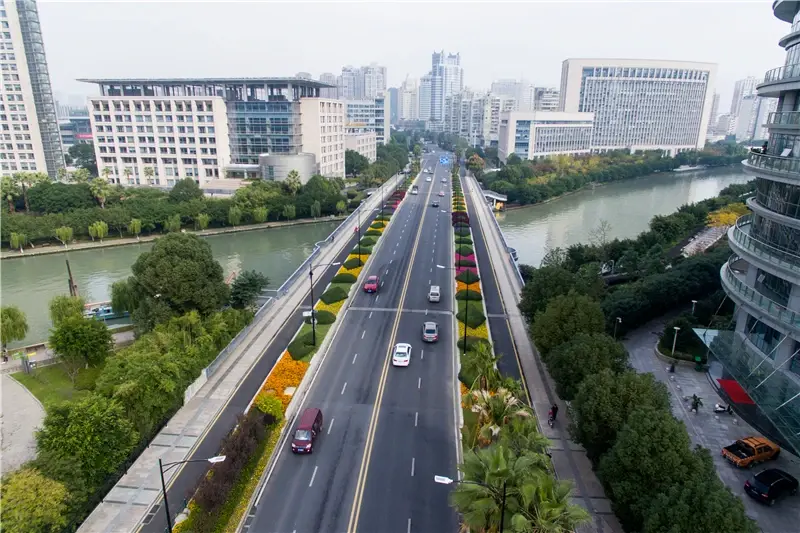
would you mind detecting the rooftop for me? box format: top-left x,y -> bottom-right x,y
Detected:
77,77 -> 334,88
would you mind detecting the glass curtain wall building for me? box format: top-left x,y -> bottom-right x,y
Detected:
700,0 -> 800,454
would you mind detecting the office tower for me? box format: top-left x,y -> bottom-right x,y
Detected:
709,92 -> 720,129
498,111 -> 594,162
709,0 -> 800,455
340,66 -> 363,100
345,132 -> 377,162
0,0 -> 64,178
345,95 -> 389,145
319,72 -> 339,99
734,94 -> 777,142
560,58 -> 716,155
533,87 -> 560,111
419,74 -> 432,121
81,77 -> 344,186
491,79 -> 536,111
361,63 -> 387,99
399,77 -> 419,121
388,87 -> 399,125
430,51 -> 463,122
730,76 -> 759,117
715,113 -> 731,136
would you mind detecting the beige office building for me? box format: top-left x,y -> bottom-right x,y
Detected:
299,97 -> 345,178
345,132 -> 377,163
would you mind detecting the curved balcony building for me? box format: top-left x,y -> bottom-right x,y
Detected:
709,0 -> 800,454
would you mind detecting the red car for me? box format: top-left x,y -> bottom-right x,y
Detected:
438,191 -> 445,197
363,275 -> 379,293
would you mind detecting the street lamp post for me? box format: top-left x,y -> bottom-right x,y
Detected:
158,455 -> 226,532
308,261 -> 341,345
434,476 -> 507,533
671,326 -> 681,357
613,316 -> 622,339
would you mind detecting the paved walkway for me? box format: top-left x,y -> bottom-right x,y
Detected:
0,373 -> 45,476
1,215 -> 347,260
624,315 -> 800,533
77,178 -> 398,533
466,175 -> 623,533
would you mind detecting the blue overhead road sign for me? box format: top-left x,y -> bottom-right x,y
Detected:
440,156 -> 450,165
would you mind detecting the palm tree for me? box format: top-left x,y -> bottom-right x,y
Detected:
143,166 -> 155,185
467,388 -> 531,447
89,177 -> 111,209
462,341 -> 501,391
499,417 -> 551,458
122,167 -> 133,184
13,171 -> 48,212
71,168 -> 91,183
511,473 -> 591,533
101,166 -> 113,183
284,170 -> 301,196
0,175 -> 20,211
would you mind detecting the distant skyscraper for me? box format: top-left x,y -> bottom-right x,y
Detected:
399,77 -> 419,121
340,66 -> 363,99
734,95 -> 777,142
708,92 -> 720,135
419,74 -> 432,121
319,72 -> 339,99
533,87 -> 559,111
730,76 -> 759,117
1,0 -> 64,178
430,51 -> 463,122
388,87 -> 399,125
560,58 -> 716,155
361,63 -> 387,99
491,79 -> 536,111
296,72 -> 313,79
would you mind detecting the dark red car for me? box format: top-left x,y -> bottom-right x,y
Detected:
363,275 -> 379,293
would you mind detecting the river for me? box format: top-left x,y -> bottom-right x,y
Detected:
497,166 -> 751,267
1,221 -> 339,348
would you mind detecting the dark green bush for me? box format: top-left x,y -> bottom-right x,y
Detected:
359,236 -> 377,247
353,245 -> 372,256
331,272 -> 357,283
370,221 -> 385,229
346,189 -> 358,199
320,286 -> 348,304
455,228 -> 471,237
456,270 -> 480,284
343,257 -> 363,269
376,214 -> 392,222
304,309 -> 336,325
457,303 -> 486,328
364,229 -> 382,237
287,332 -> 316,359
457,336 -> 490,352
454,222 -> 470,229
456,259 -> 476,267
456,245 -> 474,256
455,236 -> 473,245
456,289 -> 482,301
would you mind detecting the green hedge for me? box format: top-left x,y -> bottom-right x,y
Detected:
376,214 -> 392,221
370,221 -> 385,229
457,302 -> 486,328
343,257 -> 363,269
364,229 -> 382,237
455,236 -> 473,245
456,259 -> 476,267
455,228 -> 471,237
456,270 -> 480,284
457,336 -> 490,352
288,332 -> 316,359
454,222 -> 470,229
353,245 -> 372,256
331,272 -> 357,283
456,245 -> 474,256
359,236 -> 377,247
304,309 -> 336,325
320,286 -> 348,304
456,289 -> 482,301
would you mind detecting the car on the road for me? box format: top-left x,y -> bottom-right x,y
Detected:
441,178 -> 447,183
363,275 -> 379,293
438,191 -> 445,197
426,177 -> 432,182
422,322 -> 439,342
392,343 -> 412,367
722,436 -> 780,468
431,200 -> 439,208
291,407 -> 323,454
744,468 -> 798,505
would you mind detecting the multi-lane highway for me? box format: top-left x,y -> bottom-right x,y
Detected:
247,152 -> 461,533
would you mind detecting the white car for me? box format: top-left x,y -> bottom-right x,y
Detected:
392,343 -> 412,367
426,177 -> 432,182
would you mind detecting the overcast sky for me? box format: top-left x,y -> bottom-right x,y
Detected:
40,0 -> 787,112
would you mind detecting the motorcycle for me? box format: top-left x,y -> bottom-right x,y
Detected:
714,403 -> 733,415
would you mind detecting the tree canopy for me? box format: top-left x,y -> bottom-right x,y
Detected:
230,270 -> 270,309
169,177 -> 203,203
531,292 -> 605,356
546,333 -> 629,400
49,315 -> 113,383
0,468 -> 69,533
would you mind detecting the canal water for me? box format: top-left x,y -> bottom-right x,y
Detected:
1,221 -> 339,347
498,166 -> 752,268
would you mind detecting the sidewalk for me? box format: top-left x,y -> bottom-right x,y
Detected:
77,185 -> 394,533
0,373 -> 45,476
623,315 -> 800,533
465,175 -> 622,533
1,215 -> 347,260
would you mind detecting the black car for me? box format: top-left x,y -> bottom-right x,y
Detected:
431,200 -> 439,208
744,468 -> 798,505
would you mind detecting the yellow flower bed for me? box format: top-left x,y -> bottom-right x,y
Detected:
460,382 -> 470,408
368,225 -> 385,233
348,253 -> 370,263
316,298 -> 345,316
457,281 -> 481,294
458,321 -> 489,340
262,352 -> 310,411
338,265 -> 363,278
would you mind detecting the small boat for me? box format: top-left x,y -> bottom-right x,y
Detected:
83,304 -> 129,321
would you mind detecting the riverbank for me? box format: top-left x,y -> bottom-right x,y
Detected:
499,163 -> 743,212
1,215 -> 348,260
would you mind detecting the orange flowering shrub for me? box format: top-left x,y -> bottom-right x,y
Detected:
460,382 -> 470,408
457,281 -> 481,294
316,299 -> 345,316
262,351 -> 310,411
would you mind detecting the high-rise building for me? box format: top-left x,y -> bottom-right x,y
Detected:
709,92 -> 720,128
388,87 -> 399,125
80,77 -> 343,186
560,58 -> 716,155
319,72 -> 339,99
707,0 -> 800,455
730,76 -> 759,117
340,66 -> 363,100
734,94 -> 777,142
491,79 -> 535,111
345,96 -> 389,145
1,0 -> 64,178
361,63 -> 387,99
419,74 -> 432,122
444,91 -> 517,148
498,111 -> 594,162
345,132 -> 377,163
430,51 -> 463,123
399,77 -> 419,121
533,87 -> 560,112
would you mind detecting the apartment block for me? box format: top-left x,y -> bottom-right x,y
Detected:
345,96 -> 389,145
560,58 -> 716,155
498,111 -> 594,163
345,131 -> 377,163
299,97 -> 345,178
0,0 -> 64,178
533,87 -> 560,111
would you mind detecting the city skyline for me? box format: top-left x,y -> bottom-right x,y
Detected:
40,1 -> 785,111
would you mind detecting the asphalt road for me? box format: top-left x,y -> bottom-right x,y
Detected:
248,152 -> 460,533
141,186 -> 393,533
460,171 -> 528,395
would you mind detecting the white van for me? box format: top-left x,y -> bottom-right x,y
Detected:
428,285 -> 441,303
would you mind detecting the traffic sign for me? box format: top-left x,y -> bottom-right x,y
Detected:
440,156 -> 450,165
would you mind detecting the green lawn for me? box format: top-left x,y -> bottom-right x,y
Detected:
11,364 -> 101,409
298,322 -> 333,362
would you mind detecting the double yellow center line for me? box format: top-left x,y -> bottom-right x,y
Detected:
346,165 -> 437,533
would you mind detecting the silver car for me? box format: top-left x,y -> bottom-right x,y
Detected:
422,321 -> 439,342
